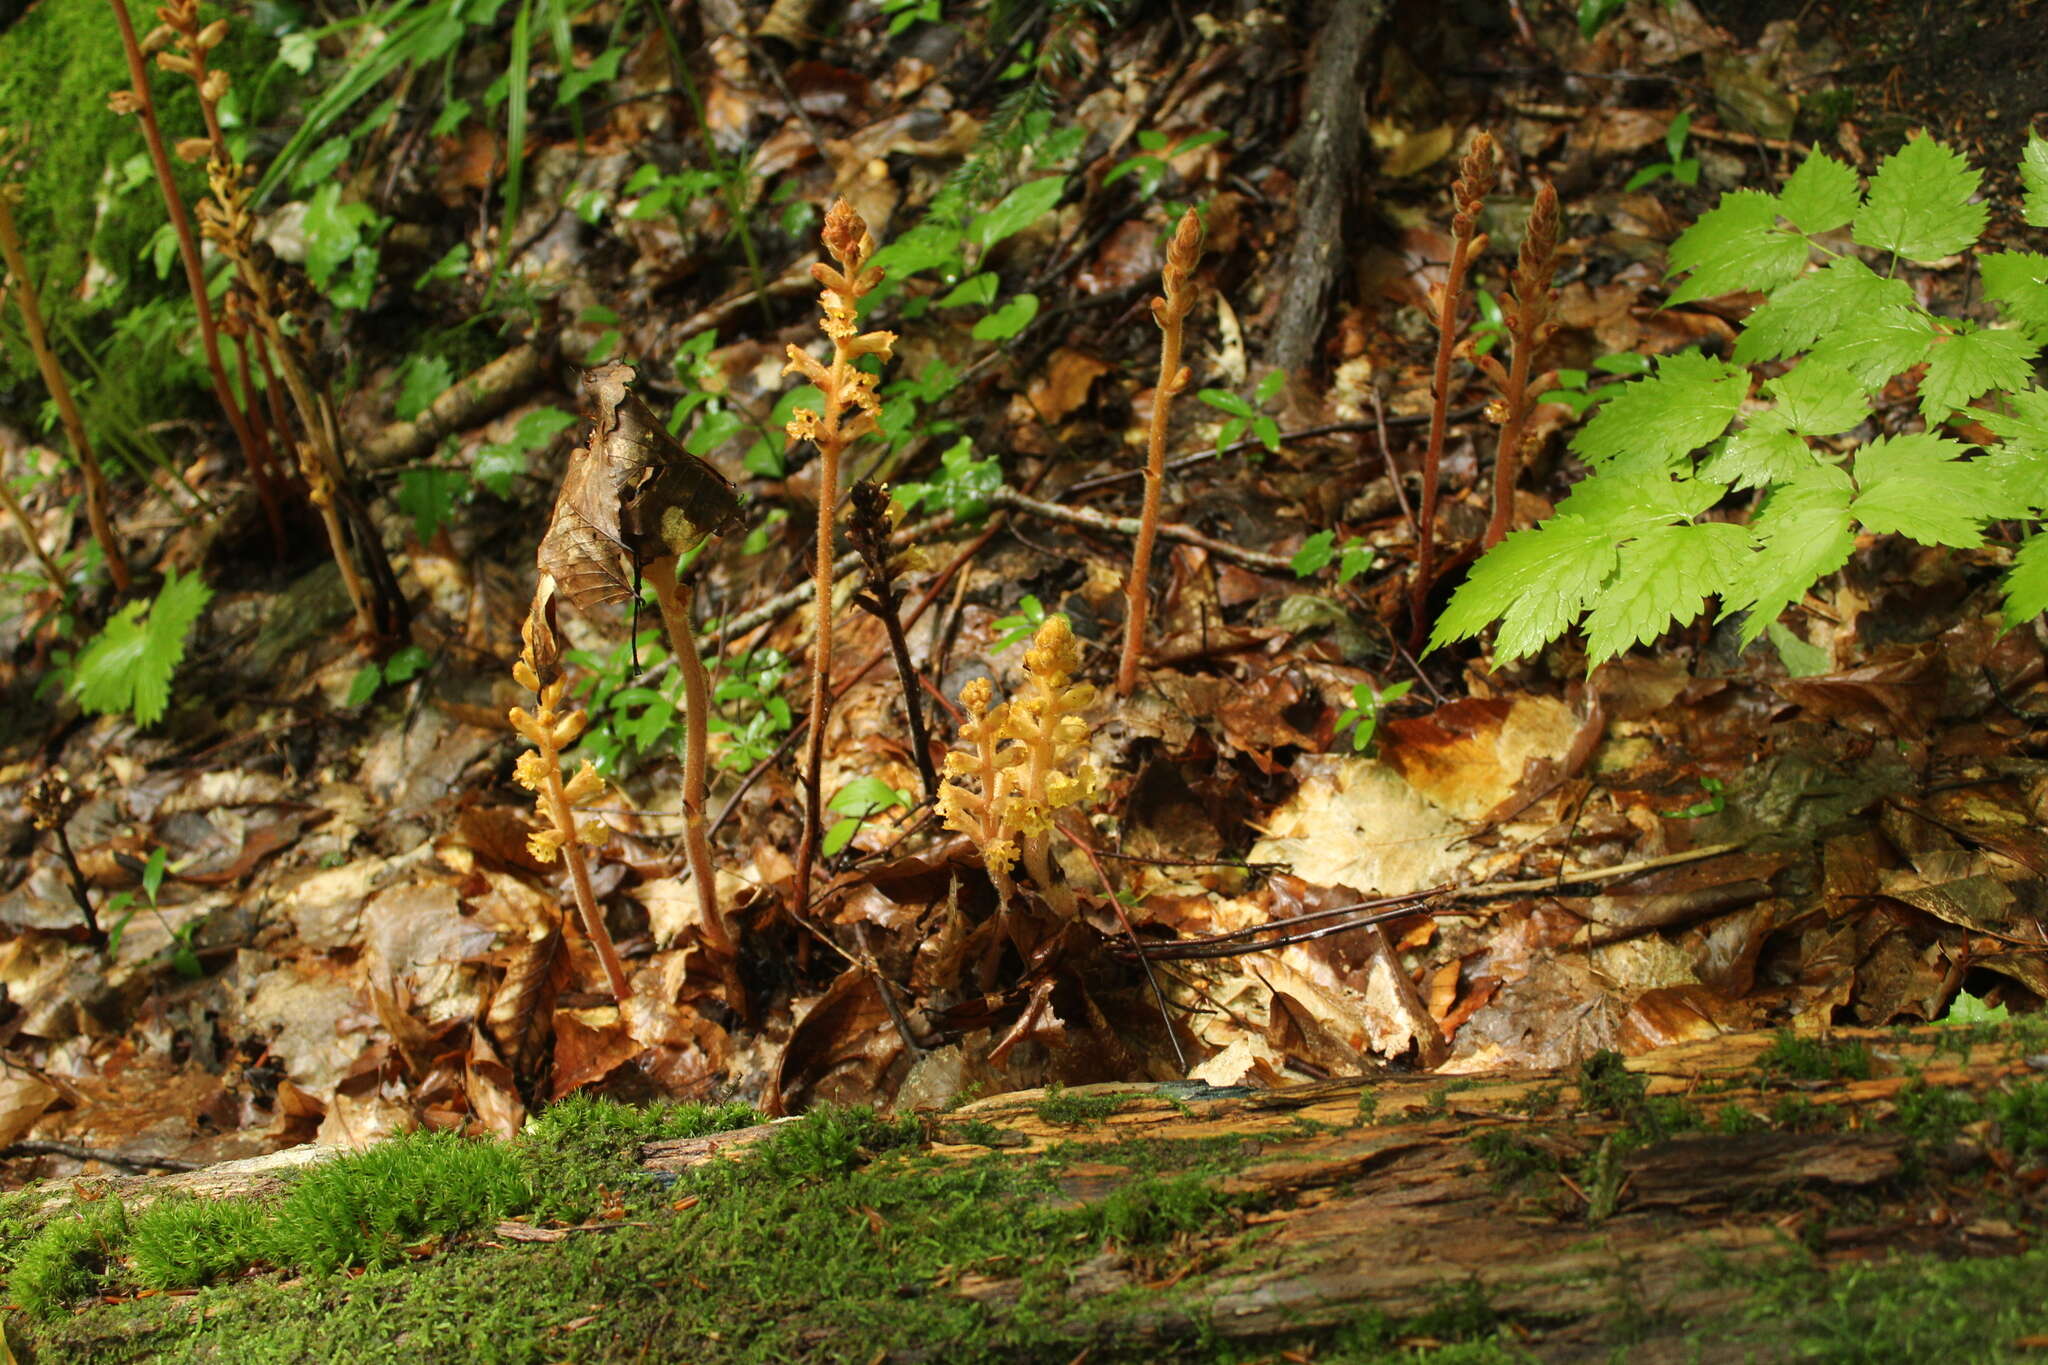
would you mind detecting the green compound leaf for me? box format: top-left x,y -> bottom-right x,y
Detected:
1775,151 -> 1862,235
1852,134 -> 1985,263
1763,360 -> 1868,436
1850,433 -> 1998,547
1979,386 -> 2048,452
73,567 -> 214,728
1571,352 -> 1749,470
1734,256 -> 1915,365
1806,305 -> 1935,389
2022,132 -> 2048,229
1978,251 -> 2048,336
1583,522 -> 1752,664
1666,190 -> 1810,303
2005,533 -> 2048,627
1722,469 -> 1856,644
1702,423 -> 1815,490
1918,324 -> 2039,421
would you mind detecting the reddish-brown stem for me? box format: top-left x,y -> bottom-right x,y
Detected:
1484,182 -> 1560,550
537,762 -> 633,1000
1117,207 -> 1203,698
108,0 -> 282,554
650,556 -> 730,957
1409,133 -> 1498,650
793,432 -> 840,917
0,197 -> 128,592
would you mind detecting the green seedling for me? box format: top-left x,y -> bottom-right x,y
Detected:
1535,350 -> 1652,416
1291,530 -> 1375,585
1659,775 -> 1725,818
991,593 -> 1047,652
1625,107 -> 1701,191
1470,287 -> 1509,357
823,775 -> 914,858
345,643 -> 431,708
1105,128 -> 1226,198
1197,368 -> 1285,456
1334,678 -> 1413,754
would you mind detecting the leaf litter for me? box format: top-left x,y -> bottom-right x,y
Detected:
0,0 -> 2039,1191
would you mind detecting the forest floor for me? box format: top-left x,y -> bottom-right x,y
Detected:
0,0 -> 2045,1357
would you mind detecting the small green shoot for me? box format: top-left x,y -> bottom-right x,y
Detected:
1105,129 -> 1226,198
345,643 -> 432,708
992,594 -> 1047,651
1334,679 -> 1413,753
1625,108 -> 1701,191
71,567 -> 212,728
823,776 -> 914,858
1291,531 -> 1376,585
1659,775 -> 1725,818
1197,369 -> 1285,455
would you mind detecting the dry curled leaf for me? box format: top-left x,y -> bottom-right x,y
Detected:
524,363 -> 744,679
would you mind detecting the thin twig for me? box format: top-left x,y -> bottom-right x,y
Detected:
994,484 -> 1294,574
0,1141 -> 198,1172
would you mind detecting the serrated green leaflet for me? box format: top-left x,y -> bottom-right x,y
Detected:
72,567 -> 214,727
1553,469 -> 1726,529
1733,257 -> 1915,365
1980,446 -> 2048,518
1583,522 -> 1750,662
1979,251 -> 2048,336
1666,190 -> 1809,303
1571,352 -> 1748,470
1852,134 -> 1985,262
1430,516 -> 1617,661
2006,533 -> 2048,625
1980,386 -> 2048,450
1919,324 -> 2039,421
2023,133 -> 2048,229
1806,305 -> 1934,389
1774,151 -> 1861,234
1763,360 -> 1867,436
1702,423 -> 1814,489
1850,433 -> 1997,547
1723,472 -> 1856,644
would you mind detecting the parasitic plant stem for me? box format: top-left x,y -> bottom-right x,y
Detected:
1117,208 -> 1203,698
1481,181 -> 1560,549
107,0 -> 285,557
1409,133 -> 1497,648
782,200 -> 896,915
649,555 -> 731,956
0,193 -> 127,591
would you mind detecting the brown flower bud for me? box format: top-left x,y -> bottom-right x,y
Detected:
173,136 -> 212,164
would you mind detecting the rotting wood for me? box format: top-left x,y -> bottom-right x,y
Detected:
359,341 -> 555,471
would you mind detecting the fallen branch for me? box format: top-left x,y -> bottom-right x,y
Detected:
358,341 -> 553,471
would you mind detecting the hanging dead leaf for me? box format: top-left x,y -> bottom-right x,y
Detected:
525,363 -> 744,678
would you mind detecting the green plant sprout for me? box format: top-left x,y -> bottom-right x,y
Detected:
1105,128 -> 1226,199
991,594 -> 1047,651
1334,679 -> 1412,754
1434,131 -> 2048,669
396,405 -> 577,543
1535,350 -> 1653,416
880,0 -> 942,35
707,646 -> 796,772
1198,369 -> 1285,455
104,847 -> 202,978
1625,108 -> 1701,192
345,643 -> 432,708
892,436 -> 1000,520
70,567 -> 212,728
1292,532 -> 1375,586
1660,776 -> 1725,819
823,776 -> 915,857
